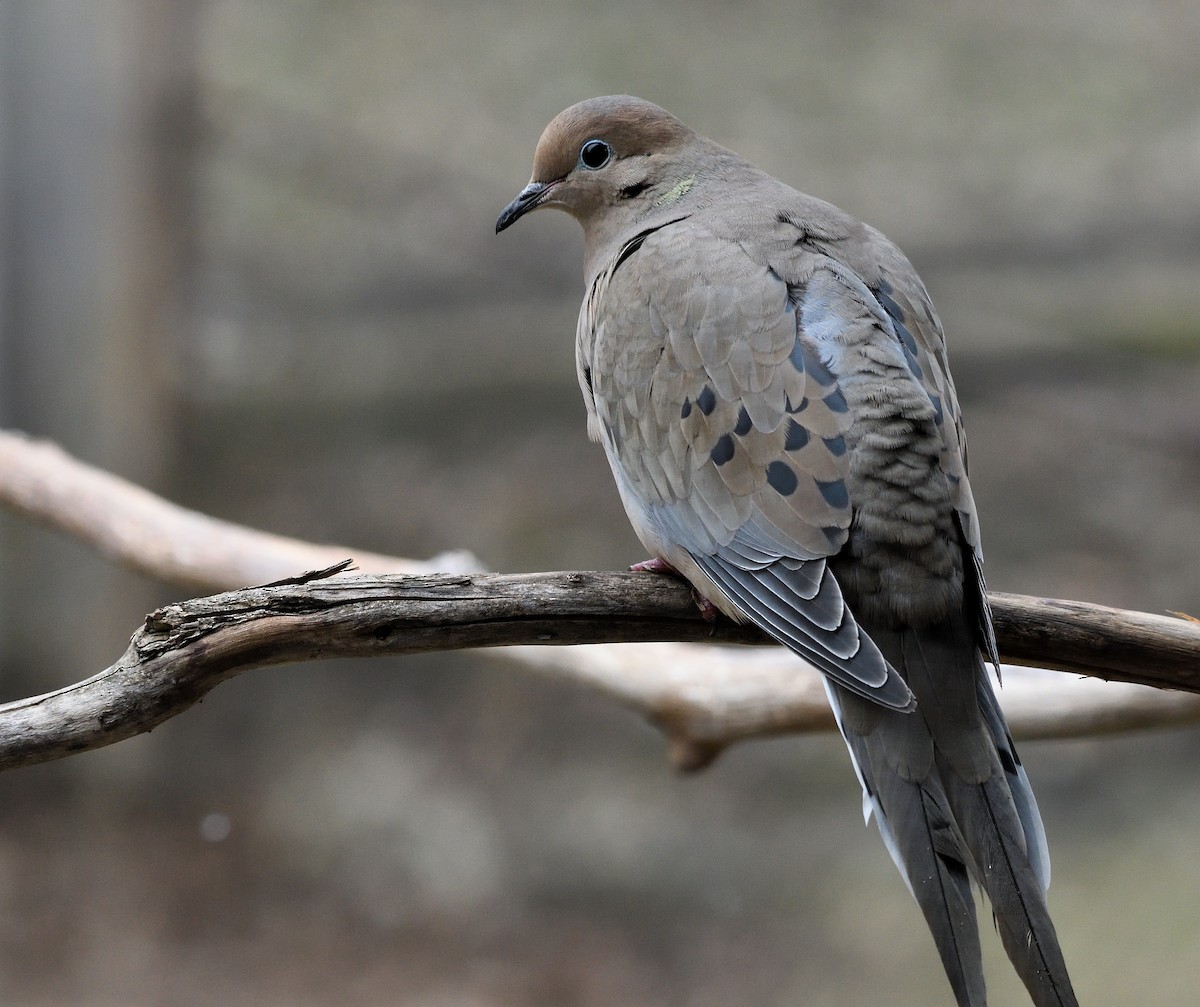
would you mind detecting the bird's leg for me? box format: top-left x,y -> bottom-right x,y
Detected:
629,556 -> 676,574
629,557 -> 719,622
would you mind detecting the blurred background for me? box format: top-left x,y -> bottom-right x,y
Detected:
1,1 -> 1198,1004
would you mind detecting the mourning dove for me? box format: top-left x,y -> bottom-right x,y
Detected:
497,95 -> 1077,1007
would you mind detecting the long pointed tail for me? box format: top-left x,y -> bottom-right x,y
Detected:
827,619 -> 1078,1007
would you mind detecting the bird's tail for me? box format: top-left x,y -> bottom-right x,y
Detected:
826,618 -> 1078,1007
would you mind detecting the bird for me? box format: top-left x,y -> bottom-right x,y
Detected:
496,95 -> 1077,1006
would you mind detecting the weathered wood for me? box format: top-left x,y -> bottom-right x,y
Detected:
0,567 -> 1197,773
991,592 -> 1200,690
3,428 -> 1199,772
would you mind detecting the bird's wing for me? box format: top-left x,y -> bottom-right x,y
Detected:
581,221 -> 913,711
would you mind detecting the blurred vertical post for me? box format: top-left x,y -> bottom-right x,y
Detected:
0,0 -> 199,701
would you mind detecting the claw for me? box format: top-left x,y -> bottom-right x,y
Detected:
692,592 -> 719,623
629,556 -> 677,574
630,556 -> 719,622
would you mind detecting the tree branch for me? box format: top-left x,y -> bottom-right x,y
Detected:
1,566 -> 1198,773
2,427 -> 1199,773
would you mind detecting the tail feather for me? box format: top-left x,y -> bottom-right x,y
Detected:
827,683 -> 987,1006
941,768 -> 1076,1007
976,670 -> 1051,890
827,619 -> 1078,1007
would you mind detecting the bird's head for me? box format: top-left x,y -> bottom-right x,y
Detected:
495,95 -> 696,239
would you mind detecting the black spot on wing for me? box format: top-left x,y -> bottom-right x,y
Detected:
696,385 -> 717,416
817,478 -> 849,508
582,365 -> 593,394
785,395 -> 808,414
784,419 -> 809,451
822,434 -> 846,456
802,345 -> 837,387
899,337 -> 923,379
710,434 -> 735,466
766,460 -> 799,496
876,288 -> 904,324
788,339 -> 806,372
930,393 -> 943,426
821,525 -> 845,548
680,397 -> 692,419
823,388 -> 849,413
734,407 -> 752,436
892,317 -> 918,356
875,284 -> 921,371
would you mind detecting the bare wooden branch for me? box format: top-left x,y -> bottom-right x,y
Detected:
988,593 -> 1200,690
3,426 -> 1199,770
1,568 -> 1198,773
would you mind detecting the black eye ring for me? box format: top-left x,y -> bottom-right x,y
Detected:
579,139 -> 612,170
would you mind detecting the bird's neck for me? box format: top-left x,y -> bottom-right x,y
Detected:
581,139 -> 751,280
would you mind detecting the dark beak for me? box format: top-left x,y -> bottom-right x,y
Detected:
495,180 -> 553,233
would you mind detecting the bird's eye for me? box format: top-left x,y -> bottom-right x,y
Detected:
579,139 -> 612,170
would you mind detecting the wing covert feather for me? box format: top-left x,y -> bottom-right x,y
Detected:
583,224 -> 913,709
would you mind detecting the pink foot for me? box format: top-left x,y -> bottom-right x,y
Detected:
630,557 -> 677,574
629,556 -> 719,622
691,593 -> 720,623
